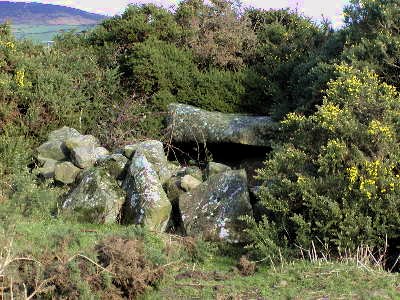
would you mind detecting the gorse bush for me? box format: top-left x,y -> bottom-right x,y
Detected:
248,65 -> 400,258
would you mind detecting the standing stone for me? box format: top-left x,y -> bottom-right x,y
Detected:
123,151 -> 172,232
54,162 -> 81,184
123,140 -> 172,184
179,170 -> 253,243
63,168 -> 125,224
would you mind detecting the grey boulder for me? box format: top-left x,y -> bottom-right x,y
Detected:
37,159 -> 58,179
123,140 -> 172,184
48,126 -> 81,142
180,175 -> 202,192
36,140 -> 67,162
96,154 -> 128,179
123,151 -> 172,231
54,162 -> 81,184
179,170 -> 253,243
62,168 -> 125,224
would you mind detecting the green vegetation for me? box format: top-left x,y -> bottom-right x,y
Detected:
0,0 -> 399,298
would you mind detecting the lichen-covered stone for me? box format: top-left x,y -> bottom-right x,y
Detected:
166,103 -> 277,146
123,151 -> 172,231
70,146 -> 109,169
123,140 -> 172,184
37,159 -> 58,179
94,147 -> 110,159
63,168 -> 125,224
96,154 -> 128,179
206,162 -> 232,178
64,135 -> 99,150
48,126 -> 81,142
54,162 -> 81,184
37,140 -> 68,162
181,175 -> 202,192
179,170 -> 253,243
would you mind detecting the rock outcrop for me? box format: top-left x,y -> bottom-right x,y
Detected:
166,103 -> 277,146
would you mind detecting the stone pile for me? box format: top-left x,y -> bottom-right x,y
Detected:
34,104 -> 273,243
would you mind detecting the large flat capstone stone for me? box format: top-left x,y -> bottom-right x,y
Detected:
166,103 -> 277,146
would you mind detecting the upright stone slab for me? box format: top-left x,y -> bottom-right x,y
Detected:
123,140 -> 172,184
179,170 -> 253,243
62,168 -> 125,224
123,151 -> 172,232
166,103 -> 277,146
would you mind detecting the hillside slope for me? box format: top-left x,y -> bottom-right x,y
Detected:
0,1 -> 106,25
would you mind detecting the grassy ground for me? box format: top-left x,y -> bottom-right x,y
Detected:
144,257 -> 400,299
1,221 -> 399,299
11,25 -> 94,43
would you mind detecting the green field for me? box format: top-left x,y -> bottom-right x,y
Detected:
12,24 -> 95,43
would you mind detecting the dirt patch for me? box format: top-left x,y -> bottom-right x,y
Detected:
237,256 -> 256,276
175,270 -> 232,281
96,236 -> 164,299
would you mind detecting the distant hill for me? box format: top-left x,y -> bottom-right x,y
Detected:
0,1 -> 107,25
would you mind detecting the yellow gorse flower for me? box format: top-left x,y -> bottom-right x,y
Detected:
15,69 -> 25,87
367,120 -> 394,139
318,103 -> 342,131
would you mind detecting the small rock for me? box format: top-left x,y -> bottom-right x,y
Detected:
64,135 -> 99,150
70,146 -> 97,169
48,126 -> 81,142
54,161 -> 81,184
37,159 -> 58,179
94,147 -> 110,159
178,166 -> 203,181
207,162 -> 231,178
37,140 -> 67,162
123,140 -> 172,184
180,175 -> 202,192
96,154 -> 128,179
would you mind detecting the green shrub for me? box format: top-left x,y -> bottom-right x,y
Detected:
343,0 -> 400,87
247,65 -> 400,258
247,8 -> 341,118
